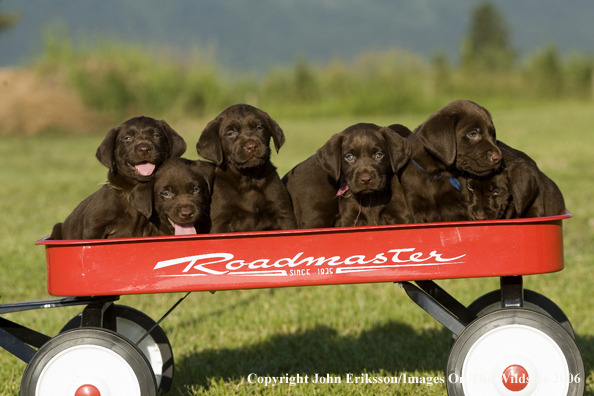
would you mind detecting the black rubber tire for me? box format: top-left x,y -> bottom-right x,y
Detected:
451,289 -> 575,347
61,304 -> 174,393
467,289 -> 575,338
447,308 -> 584,396
20,327 -> 157,396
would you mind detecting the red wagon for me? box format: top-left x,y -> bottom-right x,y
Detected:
1,211 -> 584,395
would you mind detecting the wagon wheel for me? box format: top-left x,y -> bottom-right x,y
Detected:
21,327 -> 157,396
61,305 -> 174,393
450,289 -> 575,348
446,309 -> 584,396
467,289 -> 575,338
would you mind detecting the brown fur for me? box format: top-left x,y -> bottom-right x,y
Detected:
51,116 -> 186,239
282,154 -> 340,228
196,104 -> 296,232
467,141 -> 565,220
283,124 -> 412,228
153,158 -> 216,235
399,100 -> 503,223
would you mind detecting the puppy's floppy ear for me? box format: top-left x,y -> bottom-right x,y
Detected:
192,160 -> 217,195
415,110 -> 457,166
506,160 -> 540,217
157,120 -> 187,158
381,126 -> 411,172
128,181 -> 154,219
96,126 -> 121,173
316,133 -> 343,182
387,123 -> 413,139
267,116 -> 286,153
196,117 -> 224,166
253,106 -> 285,152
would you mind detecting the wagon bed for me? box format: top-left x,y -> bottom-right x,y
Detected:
37,212 -> 570,296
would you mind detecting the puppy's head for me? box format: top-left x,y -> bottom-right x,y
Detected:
153,158 -> 215,235
467,175 -> 511,220
196,104 -> 285,170
96,116 -> 187,183
467,158 -> 539,220
415,100 -> 502,176
316,123 -> 410,195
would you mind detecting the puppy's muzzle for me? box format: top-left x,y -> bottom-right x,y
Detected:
177,205 -> 197,222
461,148 -> 503,175
470,209 -> 487,221
235,139 -> 266,166
135,142 -> 153,158
351,168 -> 383,193
244,140 -> 259,154
358,172 -> 373,187
488,150 -> 502,165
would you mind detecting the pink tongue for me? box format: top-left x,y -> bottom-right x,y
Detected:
336,183 -> 350,197
174,222 -> 197,235
135,162 -> 156,176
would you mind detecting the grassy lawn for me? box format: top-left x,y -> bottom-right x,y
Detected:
0,102 -> 593,395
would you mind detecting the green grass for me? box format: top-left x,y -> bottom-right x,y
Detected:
1,102 -> 594,395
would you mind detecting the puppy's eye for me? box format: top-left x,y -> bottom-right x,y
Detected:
191,186 -> 201,194
255,125 -> 264,132
123,135 -> 132,141
492,188 -> 502,196
225,130 -> 238,138
153,132 -> 161,139
345,154 -> 355,162
160,190 -> 173,199
467,129 -> 480,139
374,152 -> 384,160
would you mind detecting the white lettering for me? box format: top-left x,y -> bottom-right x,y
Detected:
430,250 -> 466,262
248,259 -> 272,269
155,249 -> 466,276
226,260 -> 246,270
388,248 -> 416,262
154,253 -> 232,275
344,255 -> 376,265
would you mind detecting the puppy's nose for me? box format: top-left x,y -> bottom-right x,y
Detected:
137,143 -> 152,156
178,206 -> 195,221
490,151 -> 502,164
473,210 -> 487,220
244,140 -> 258,153
358,173 -> 373,185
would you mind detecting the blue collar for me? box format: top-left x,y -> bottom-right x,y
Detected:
411,159 -> 461,192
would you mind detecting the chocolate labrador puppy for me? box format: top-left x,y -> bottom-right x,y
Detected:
283,124 -> 412,228
316,123 -> 411,227
152,158 -> 215,235
399,100 -> 503,223
196,104 -> 296,232
466,141 -> 565,220
51,116 -> 186,239
282,154 -> 340,228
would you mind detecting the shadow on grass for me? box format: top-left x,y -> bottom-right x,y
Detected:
175,321 -> 451,389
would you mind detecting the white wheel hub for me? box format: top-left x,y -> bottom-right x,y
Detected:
36,344 -> 141,396
461,324 -> 569,395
